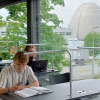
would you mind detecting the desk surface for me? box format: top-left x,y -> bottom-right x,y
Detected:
34,69 -> 59,86
0,60 -> 13,64
34,69 -> 59,74
0,79 -> 100,100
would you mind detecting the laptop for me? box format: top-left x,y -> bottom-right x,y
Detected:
31,60 -> 48,72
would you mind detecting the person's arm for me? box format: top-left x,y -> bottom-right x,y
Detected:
0,68 -> 23,94
0,85 -> 23,94
23,66 -> 39,88
23,80 -> 39,89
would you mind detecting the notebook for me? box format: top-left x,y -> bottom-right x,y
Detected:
31,60 -> 48,72
14,86 -> 53,98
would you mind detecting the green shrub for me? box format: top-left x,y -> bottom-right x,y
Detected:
62,59 -> 70,67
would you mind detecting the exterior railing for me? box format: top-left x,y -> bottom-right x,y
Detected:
0,41 -> 17,53
77,46 -> 100,78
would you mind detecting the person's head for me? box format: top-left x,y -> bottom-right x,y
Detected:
13,51 -> 29,73
24,45 -> 36,58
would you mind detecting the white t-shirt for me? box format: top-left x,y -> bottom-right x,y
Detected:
0,63 -> 37,88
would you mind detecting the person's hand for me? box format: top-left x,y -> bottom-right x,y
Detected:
9,85 -> 23,92
31,54 -> 36,58
29,55 -> 36,61
33,54 -> 36,58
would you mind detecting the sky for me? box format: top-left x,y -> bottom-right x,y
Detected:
0,0 -> 100,28
50,0 -> 100,28
0,8 -> 8,20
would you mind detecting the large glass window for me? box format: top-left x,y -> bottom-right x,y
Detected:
0,0 -> 100,80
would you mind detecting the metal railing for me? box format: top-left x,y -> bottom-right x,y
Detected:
77,46 -> 100,78
0,41 -> 17,53
25,44 -> 54,71
24,49 -> 72,98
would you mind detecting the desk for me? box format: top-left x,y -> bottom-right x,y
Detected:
0,79 -> 100,100
34,69 -> 59,86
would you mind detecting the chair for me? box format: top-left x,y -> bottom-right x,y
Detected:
0,58 -> 2,61
49,72 -> 70,85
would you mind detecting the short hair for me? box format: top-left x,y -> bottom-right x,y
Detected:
14,51 -> 29,63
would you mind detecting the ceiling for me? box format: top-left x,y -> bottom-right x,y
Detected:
0,0 -> 26,8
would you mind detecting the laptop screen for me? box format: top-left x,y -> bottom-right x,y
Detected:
31,60 -> 48,72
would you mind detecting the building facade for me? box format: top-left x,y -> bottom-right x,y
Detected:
53,28 -> 77,45
53,28 -> 89,61
0,27 -> 6,37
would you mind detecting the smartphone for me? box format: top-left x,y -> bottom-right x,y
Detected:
17,82 -> 23,86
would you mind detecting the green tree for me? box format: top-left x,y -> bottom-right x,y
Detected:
0,15 -> 6,28
5,3 -> 27,48
41,31 -> 66,71
84,32 -> 100,56
0,16 -> 9,59
2,0 -> 67,71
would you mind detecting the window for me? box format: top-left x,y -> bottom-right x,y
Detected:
1,32 -> 6,33
66,32 -> 68,35
1,34 -> 5,35
68,32 -> 71,35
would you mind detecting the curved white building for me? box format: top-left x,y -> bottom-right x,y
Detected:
69,2 -> 100,40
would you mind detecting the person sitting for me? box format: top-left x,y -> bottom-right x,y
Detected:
0,51 -> 39,94
24,44 -> 36,67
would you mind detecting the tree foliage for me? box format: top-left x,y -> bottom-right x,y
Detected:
84,32 -> 100,56
0,15 -> 6,28
40,0 -> 64,28
0,0 -> 67,71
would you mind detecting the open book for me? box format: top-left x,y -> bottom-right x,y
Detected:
14,86 -> 53,98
